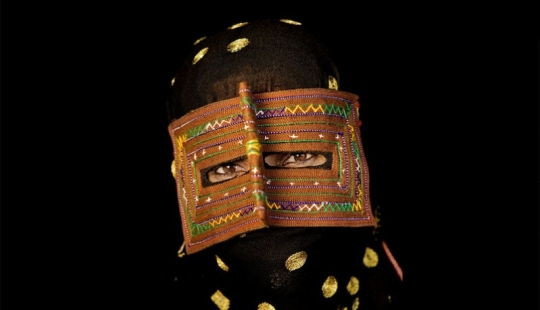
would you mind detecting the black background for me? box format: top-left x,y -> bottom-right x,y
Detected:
3,3 -> 536,309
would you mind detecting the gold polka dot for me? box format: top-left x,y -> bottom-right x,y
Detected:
216,255 -> 229,272
280,19 -> 302,25
285,251 -> 307,271
170,77 -> 176,86
321,275 -> 338,298
363,247 -> 379,268
171,160 -> 176,178
352,297 -> 360,310
257,302 -> 276,310
346,276 -> 360,295
228,22 -> 249,30
239,233 -> 246,238
211,290 -> 230,310
328,75 -> 339,90
193,36 -> 206,45
227,38 -> 249,53
192,47 -> 208,64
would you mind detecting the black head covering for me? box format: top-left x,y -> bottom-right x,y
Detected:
168,18 -> 402,310
167,19 -> 339,122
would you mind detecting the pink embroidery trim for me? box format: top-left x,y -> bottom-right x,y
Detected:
382,240 -> 403,281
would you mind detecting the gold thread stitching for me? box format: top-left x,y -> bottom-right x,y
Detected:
285,251 -> 307,271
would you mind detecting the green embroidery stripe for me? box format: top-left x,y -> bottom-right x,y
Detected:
241,96 -> 257,109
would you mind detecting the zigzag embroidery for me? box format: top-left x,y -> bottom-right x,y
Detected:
323,103 -> 351,117
186,114 -> 243,138
285,104 -> 325,114
191,206 -> 255,235
259,103 -> 351,118
267,201 -> 362,212
257,107 -> 286,118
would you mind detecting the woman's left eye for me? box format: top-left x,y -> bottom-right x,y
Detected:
264,152 -> 326,168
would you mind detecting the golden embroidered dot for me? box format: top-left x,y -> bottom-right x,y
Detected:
170,77 -> 176,86
352,297 -> 360,310
193,47 -> 208,64
285,251 -> 307,271
228,22 -> 249,30
227,38 -> 249,53
193,36 -> 206,45
346,276 -> 360,295
280,19 -> 302,25
171,160 -> 176,178
363,247 -> 379,268
321,275 -> 338,298
328,75 -> 339,90
257,302 -> 276,310
211,290 -> 230,310
216,255 -> 229,272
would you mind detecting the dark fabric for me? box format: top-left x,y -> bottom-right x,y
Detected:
167,18 -> 403,309
173,226 -> 402,309
167,19 -> 339,122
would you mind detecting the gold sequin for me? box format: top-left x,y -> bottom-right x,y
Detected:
257,302 -> 276,310
211,290 -> 230,310
193,47 -> 208,64
363,247 -> 379,268
321,275 -> 338,298
171,160 -> 176,178
216,255 -> 229,272
285,251 -> 307,271
280,19 -> 302,25
228,22 -> 249,30
227,38 -> 249,53
346,276 -> 360,295
352,297 -> 360,310
328,75 -> 339,90
193,36 -> 206,45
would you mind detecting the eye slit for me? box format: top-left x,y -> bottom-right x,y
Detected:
206,158 -> 250,184
264,152 -> 327,168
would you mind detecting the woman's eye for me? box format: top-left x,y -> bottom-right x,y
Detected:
215,164 -> 239,175
264,152 -> 327,168
282,153 -> 313,165
207,159 -> 250,183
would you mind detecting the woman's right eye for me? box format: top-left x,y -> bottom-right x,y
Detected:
207,159 -> 250,183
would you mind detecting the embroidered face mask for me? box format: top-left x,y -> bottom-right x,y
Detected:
169,82 -> 376,254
